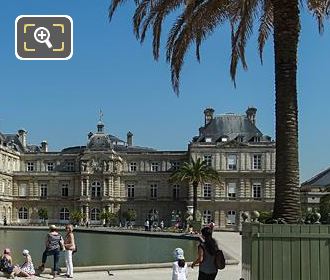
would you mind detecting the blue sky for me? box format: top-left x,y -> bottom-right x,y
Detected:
0,0 -> 329,182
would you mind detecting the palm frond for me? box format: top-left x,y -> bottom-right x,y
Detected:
230,0 -> 260,83
168,0 -> 230,94
307,0 -> 329,33
258,0 -> 273,63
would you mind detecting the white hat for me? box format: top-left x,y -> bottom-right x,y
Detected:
173,248 -> 184,260
22,249 -> 29,255
49,224 -> 57,230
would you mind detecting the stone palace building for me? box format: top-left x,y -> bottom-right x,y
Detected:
0,107 -> 275,230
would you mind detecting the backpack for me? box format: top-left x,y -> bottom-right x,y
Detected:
214,249 -> 226,270
0,256 -> 10,272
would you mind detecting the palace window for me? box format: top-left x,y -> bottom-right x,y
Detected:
227,155 -> 237,170
173,185 -> 180,200
151,162 -> 159,172
227,182 -> 237,199
91,181 -> 101,198
67,162 -> 75,172
18,207 -> 28,220
150,184 -> 158,198
47,162 -> 54,171
205,137 -> 212,143
227,210 -> 236,225
40,183 -> 48,198
129,162 -> 137,172
253,182 -> 262,199
60,208 -> 70,221
203,183 -> 212,199
203,210 -> 212,224
252,154 -> 262,170
203,155 -> 212,166
27,162 -> 34,171
91,208 -> 100,221
62,183 -> 69,197
171,161 -> 180,171
127,184 -> 135,198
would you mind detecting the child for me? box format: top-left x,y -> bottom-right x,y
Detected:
172,248 -> 188,280
20,249 -> 35,277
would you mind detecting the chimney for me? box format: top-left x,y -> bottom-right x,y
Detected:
17,129 -> 27,147
127,131 -> 133,147
246,107 -> 257,125
204,108 -> 215,126
41,140 -> 48,152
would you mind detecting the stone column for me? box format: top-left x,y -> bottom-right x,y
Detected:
86,178 -> 89,197
29,181 -> 34,197
240,179 -> 245,198
215,153 -> 221,170
240,153 -> 245,171
221,154 -> 226,170
34,182 -> 39,197
219,210 -> 226,229
214,210 -> 220,229
85,205 -> 89,223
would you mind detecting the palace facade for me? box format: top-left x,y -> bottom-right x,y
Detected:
0,107 -> 275,230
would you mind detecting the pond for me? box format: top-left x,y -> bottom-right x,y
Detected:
0,228 -> 198,267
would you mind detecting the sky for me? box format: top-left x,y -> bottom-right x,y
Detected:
0,0 -> 329,182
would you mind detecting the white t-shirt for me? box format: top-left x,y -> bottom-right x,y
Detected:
172,261 -> 188,280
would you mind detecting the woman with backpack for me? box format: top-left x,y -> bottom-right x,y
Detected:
191,227 -> 219,280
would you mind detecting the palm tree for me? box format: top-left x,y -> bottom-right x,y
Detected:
170,158 -> 220,221
109,0 -> 329,223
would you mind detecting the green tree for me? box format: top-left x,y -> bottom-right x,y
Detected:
320,193 -> 330,223
122,209 -> 137,222
109,0 -> 329,223
38,208 -> 48,223
169,158 -> 220,221
70,210 -> 85,226
101,211 -> 118,226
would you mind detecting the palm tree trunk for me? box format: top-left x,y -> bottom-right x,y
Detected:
193,181 -> 198,221
272,0 -> 301,223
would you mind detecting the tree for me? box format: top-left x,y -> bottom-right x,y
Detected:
170,158 -> 220,221
122,209 -> 137,222
100,211 -> 118,226
70,210 -> 85,226
109,0 -> 328,223
38,208 -> 48,223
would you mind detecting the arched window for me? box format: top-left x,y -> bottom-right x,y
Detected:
91,181 -> 101,198
60,208 -> 70,221
91,208 -> 100,221
18,207 -> 28,220
203,210 -> 212,224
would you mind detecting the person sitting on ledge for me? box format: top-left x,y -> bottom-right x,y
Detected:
0,248 -> 30,278
20,249 -> 35,277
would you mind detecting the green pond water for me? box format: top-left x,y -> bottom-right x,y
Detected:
0,229 -> 197,267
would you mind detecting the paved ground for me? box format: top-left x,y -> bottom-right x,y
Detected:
0,231 -> 242,280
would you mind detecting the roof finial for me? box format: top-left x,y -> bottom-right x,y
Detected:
99,109 -> 104,123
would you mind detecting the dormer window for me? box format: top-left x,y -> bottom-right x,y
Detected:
236,136 -> 244,142
205,137 -> 212,143
251,136 -> 261,142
